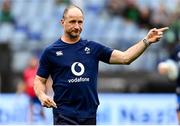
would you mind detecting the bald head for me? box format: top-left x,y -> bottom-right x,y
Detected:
62,5 -> 84,19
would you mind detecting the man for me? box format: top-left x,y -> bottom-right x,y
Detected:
158,16 -> 180,124
23,56 -> 45,123
158,44 -> 180,124
34,5 -> 168,125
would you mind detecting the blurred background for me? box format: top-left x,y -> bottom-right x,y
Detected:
0,0 -> 179,125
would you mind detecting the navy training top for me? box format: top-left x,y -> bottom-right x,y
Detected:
37,38 -> 113,118
170,44 -> 180,95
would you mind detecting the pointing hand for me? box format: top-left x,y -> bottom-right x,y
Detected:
145,27 -> 169,44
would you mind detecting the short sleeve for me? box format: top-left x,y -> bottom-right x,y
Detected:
94,42 -> 113,63
37,48 -> 51,78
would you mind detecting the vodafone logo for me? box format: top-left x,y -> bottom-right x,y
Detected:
71,62 -> 85,76
69,62 -> 89,83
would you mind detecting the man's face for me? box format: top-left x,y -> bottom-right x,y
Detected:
61,8 -> 84,39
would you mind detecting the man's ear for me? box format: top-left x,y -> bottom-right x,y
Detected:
60,19 -> 64,25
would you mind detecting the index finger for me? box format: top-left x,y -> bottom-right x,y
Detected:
158,27 -> 169,32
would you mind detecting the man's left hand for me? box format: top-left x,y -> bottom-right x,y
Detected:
145,27 -> 169,44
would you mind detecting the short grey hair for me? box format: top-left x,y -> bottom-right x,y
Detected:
62,5 -> 84,19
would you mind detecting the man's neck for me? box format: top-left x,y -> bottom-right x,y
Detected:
61,35 -> 80,44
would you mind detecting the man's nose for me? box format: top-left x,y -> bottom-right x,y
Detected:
74,23 -> 80,29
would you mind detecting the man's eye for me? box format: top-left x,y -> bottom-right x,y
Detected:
78,21 -> 83,24
70,21 -> 76,23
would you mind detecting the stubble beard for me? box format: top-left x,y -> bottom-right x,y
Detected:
67,31 -> 81,40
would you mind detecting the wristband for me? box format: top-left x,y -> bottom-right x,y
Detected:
143,39 -> 150,47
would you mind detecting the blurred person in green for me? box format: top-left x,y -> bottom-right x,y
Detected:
0,0 -> 15,24
122,0 -> 141,24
